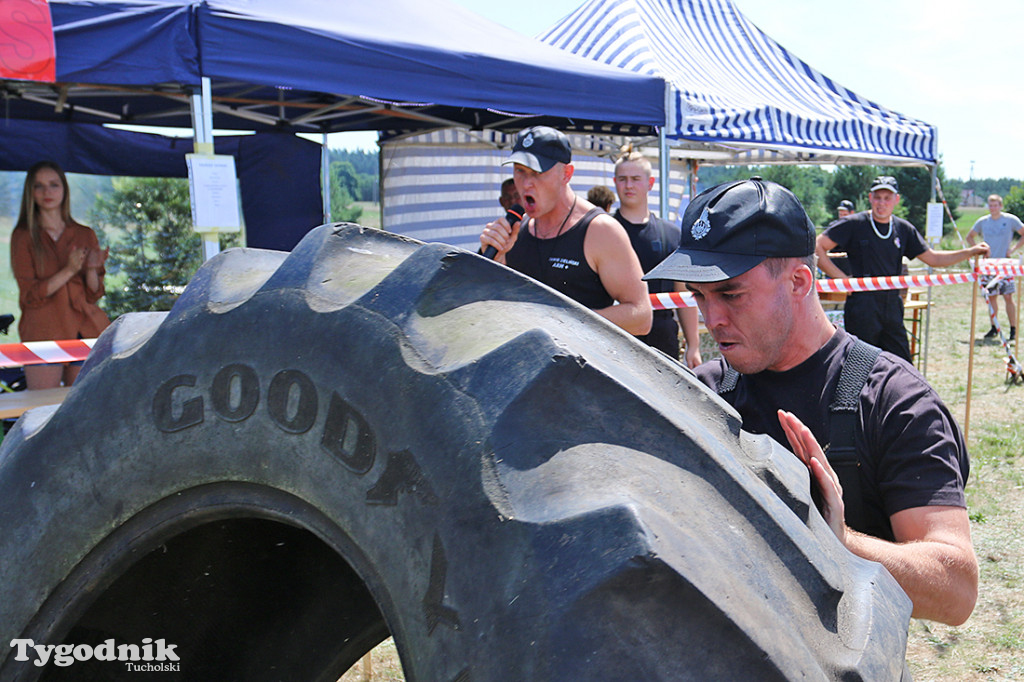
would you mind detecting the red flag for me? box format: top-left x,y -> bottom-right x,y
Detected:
0,0 -> 57,82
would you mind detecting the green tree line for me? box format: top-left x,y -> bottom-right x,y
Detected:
957,177 -> 1022,200
327,149 -> 378,223
697,164 -> 962,232
1004,187 -> 1024,222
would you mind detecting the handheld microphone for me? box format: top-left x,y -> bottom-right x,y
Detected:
483,203 -> 525,260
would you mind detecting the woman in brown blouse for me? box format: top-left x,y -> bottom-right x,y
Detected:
11,161 -> 110,389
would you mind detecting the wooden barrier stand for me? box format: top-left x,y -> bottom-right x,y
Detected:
0,338 -> 94,422
817,288 -> 930,368
0,387 -> 70,420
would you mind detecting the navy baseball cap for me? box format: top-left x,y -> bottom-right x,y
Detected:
643,178 -> 815,283
503,126 -> 571,173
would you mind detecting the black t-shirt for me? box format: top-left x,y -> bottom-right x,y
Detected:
615,210 -> 681,355
695,328 -> 969,539
613,210 -> 680,296
822,212 -> 928,280
506,208 -> 613,310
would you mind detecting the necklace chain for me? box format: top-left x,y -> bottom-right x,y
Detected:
538,195 -> 577,240
42,220 -> 66,241
870,215 -> 893,240
535,195 -> 578,275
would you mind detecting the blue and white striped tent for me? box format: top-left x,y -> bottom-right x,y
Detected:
539,0 -> 938,166
381,129 -> 691,251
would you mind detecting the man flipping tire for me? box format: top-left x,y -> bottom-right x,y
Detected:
1,224 -> 912,681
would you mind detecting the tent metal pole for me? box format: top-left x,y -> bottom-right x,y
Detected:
189,86 -> 210,152
190,77 -> 220,260
658,81 -> 671,219
378,137 -> 385,229
189,78 -> 215,153
921,163 -> 939,376
322,133 -> 332,224
663,129 -> 671,219
200,77 -> 214,148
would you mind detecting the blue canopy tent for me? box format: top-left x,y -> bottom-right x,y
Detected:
0,120 -> 323,252
0,0 -> 323,250
0,0 -> 667,249
3,0 -> 665,133
538,0 -> 938,167
378,0 -> 942,247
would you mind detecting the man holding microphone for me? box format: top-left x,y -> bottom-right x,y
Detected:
479,126 -> 651,336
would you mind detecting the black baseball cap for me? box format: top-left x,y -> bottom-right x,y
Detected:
869,176 -> 899,193
503,126 -> 571,173
837,199 -> 854,211
643,178 -> 815,283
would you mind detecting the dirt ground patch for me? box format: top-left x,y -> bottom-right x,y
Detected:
902,277 -> 1024,681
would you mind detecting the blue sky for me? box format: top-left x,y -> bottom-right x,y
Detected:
340,0 -> 1023,182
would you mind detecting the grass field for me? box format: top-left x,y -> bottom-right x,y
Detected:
903,207 -> 1024,681
351,201 -> 382,229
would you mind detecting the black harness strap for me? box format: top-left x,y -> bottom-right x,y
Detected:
717,339 -> 881,533
825,339 -> 881,535
719,366 -> 740,394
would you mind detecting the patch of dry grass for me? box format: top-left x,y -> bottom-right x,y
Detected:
905,275 -> 1024,681
338,640 -> 404,682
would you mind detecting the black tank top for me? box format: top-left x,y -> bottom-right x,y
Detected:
506,208 -> 613,310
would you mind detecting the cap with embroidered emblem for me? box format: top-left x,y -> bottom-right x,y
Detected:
503,126 -> 571,173
869,176 -> 899,193
643,177 -> 815,283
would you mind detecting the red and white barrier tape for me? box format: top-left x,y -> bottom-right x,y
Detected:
814,272 -> 977,293
650,292 -> 696,311
0,339 -> 96,369
650,274 -> 978,308
650,260 -> 1022,309
977,259 -> 1024,276
4,263 -> 1023,356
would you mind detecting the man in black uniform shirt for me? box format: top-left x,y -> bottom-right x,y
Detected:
479,127 -> 651,336
835,199 -> 854,220
645,178 -> 978,625
816,175 -> 988,361
613,151 -> 701,367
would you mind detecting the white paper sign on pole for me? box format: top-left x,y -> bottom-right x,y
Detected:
186,154 -> 242,233
925,202 -> 944,242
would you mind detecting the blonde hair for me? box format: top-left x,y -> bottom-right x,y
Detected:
614,146 -> 652,177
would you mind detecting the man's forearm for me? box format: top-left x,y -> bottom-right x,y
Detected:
596,301 -> 652,336
920,246 -> 985,268
844,530 -> 978,625
815,247 -> 847,279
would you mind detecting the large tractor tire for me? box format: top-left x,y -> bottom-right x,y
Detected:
0,224 -> 911,681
